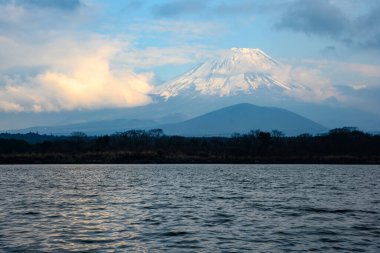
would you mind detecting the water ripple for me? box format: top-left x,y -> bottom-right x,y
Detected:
0,164 -> 379,252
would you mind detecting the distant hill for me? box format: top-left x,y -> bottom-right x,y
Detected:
7,118 -> 157,136
7,114 -> 187,136
6,103 -> 327,136
160,103 -> 327,136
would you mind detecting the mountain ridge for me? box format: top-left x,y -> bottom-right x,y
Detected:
8,103 -> 328,136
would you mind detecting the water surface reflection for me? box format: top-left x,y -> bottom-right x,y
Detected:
0,164 -> 379,252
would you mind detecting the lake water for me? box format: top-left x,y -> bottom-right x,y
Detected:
0,165 -> 379,252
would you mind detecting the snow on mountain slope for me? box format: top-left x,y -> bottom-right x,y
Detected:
155,48 -> 306,100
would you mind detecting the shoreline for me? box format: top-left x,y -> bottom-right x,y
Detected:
1,153 -> 379,165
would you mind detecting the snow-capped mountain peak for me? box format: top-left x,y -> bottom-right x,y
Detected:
155,48 -> 301,100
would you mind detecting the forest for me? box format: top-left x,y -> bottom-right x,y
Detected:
0,127 -> 379,164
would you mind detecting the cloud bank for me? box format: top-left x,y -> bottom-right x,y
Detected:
0,39 -> 154,112
0,0 -> 154,112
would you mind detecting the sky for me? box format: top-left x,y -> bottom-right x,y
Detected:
0,0 -> 379,113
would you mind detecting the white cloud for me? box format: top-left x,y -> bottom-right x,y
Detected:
276,57 -> 380,110
290,67 -> 341,102
0,1 -> 158,112
293,59 -> 380,87
351,84 -> 367,90
345,63 -> 380,78
267,61 -> 341,102
0,36 -> 154,112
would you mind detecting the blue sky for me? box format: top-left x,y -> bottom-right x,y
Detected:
0,0 -> 379,113
99,0 -> 380,61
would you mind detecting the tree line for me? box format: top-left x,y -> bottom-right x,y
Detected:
0,127 -> 379,164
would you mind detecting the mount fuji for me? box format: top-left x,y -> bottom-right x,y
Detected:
155,48 -> 306,101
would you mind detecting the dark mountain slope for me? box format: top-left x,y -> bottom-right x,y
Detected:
160,103 -> 327,136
